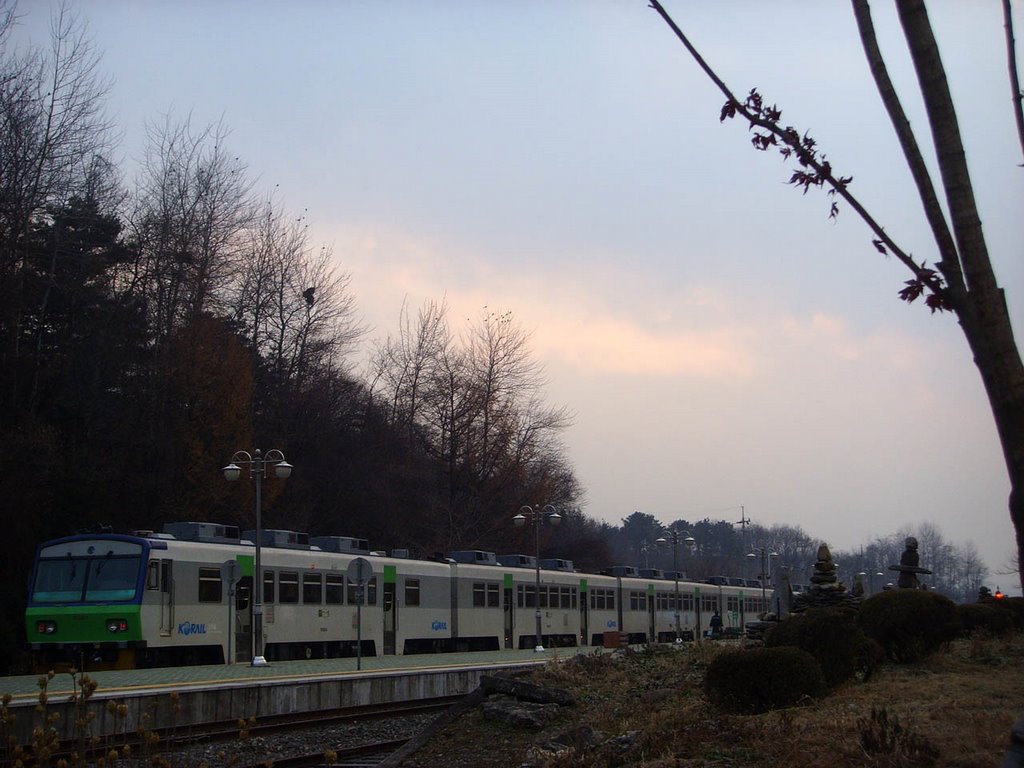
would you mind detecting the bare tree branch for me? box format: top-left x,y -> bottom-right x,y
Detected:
851,0 -> 965,302
647,0 -> 950,309
1003,0 -> 1024,165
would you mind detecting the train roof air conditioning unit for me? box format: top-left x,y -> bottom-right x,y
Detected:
310,535 -> 370,554
244,529 -> 311,550
497,554 -> 536,568
163,522 -> 242,544
539,558 -> 574,572
449,550 -> 498,565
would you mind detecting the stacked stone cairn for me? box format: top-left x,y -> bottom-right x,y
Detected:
791,543 -> 861,613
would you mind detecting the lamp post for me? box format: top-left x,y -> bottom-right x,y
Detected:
747,546 -> 778,611
656,528 -> 695,642
223,448 -> 292,666
512,504 -> 560,652
857,570 -> 885,596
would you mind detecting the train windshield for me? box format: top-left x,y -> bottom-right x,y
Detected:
32,540 -> 144,604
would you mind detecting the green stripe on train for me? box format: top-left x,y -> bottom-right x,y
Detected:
26,605 -> 144,643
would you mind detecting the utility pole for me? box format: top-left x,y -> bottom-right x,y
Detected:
734,506 -> 751,570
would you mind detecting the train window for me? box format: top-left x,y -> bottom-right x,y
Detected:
405,579 -> 421,606
198,568 -> 222,603
263,570 -> 275,604
348,577 -> 377,605
473,583 -> 486,607
84,555 -> 142,602
727,596 -> 739,613
519,584 -> 537,608
279,571 -> 299,604
236,579 -> 250,609
590,588 -> 614,611
560,587 -> 572,609
487,583 -> 500,607
539,587 -> 548,609
303,573 -> 323,605
346,580 -> 360,604
682,593 -> 694,611
629,591 -> 647,611
326,574 -> 343,604
146,561 -> 159,590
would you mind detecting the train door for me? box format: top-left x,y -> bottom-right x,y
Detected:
647,586 -> 656,643
579,580 -> 589,646
159,559 -> 173,636
616,579 -> 624,635
694,586 -> 702,638
382,582 -> 396,655
503,576 -> 514,649
234,576 -> 252,663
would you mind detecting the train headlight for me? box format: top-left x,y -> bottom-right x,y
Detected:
106,619 -> 128,633
36,620 -> 57,635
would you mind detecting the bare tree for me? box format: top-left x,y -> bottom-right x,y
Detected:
236,200 -> 363,391
368,296 -> 450,436
126,115 -> 253,342
0,1 -> 115,412
371,302 -> 576,551
648,0 -> 1024,589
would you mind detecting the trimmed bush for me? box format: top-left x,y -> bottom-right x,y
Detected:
765,608 -> 863,688
854,634 -> 886,682
705,646 -> 826,714
957,603 -> 1013,636
990,596 -> 1024,630
857,590 -> 961,663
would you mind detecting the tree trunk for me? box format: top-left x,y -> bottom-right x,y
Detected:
897,0 -> 1024,590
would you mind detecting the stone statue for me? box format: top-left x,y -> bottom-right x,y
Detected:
792,543 -> 860,613
889,536 -> 932,589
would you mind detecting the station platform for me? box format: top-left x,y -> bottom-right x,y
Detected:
0,647 -> 596,744
2,647 -> 584,700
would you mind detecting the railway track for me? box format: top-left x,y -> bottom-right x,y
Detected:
40,696 -> 460,766
235,737 -> 412,768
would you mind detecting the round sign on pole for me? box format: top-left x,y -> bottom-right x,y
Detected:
345,557 -> 372,671
221,559 -> 240,585
346,557 -> 373,586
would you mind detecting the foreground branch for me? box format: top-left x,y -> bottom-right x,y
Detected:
647,0 -> 949,310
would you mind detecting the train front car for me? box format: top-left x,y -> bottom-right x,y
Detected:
26,533 -> 153,671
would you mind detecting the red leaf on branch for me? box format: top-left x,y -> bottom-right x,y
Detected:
899,278 -> 926,304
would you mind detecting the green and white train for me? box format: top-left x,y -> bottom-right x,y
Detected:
26,522 -> 771,670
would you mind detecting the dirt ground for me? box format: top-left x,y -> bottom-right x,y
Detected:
401,633 -> 1024,768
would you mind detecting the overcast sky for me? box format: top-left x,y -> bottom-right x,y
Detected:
11,1 -> 1024,591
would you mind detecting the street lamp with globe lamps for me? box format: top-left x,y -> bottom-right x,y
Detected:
223,448 -> 292,666
655,528 -> 695,642
512,504 -> 560,652
747,546 -> 778,614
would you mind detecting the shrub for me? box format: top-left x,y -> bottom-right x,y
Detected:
857,590 -> 961,663
857,706 -> 939,767
990,596 -> 1024,630
957,603 -> 1013,636
854,635 -> 886,682
704,646 -> 826,714
765,608 -> 863,688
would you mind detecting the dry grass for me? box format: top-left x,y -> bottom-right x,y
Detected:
403,633 -> 1024,768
